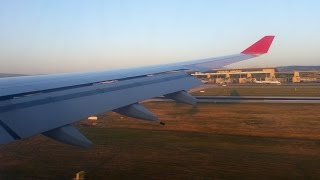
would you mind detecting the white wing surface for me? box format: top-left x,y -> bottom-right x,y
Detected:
0,36 -> 275,147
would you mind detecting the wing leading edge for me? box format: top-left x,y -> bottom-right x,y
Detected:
0,36 -> 275,147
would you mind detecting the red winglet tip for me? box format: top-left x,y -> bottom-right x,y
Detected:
241,36 -> 275,55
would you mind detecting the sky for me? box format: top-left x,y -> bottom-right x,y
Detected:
0,0 -> 320,74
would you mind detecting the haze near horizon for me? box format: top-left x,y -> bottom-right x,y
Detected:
0,0 -> 319,74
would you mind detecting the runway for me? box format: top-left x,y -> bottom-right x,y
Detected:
151,96 -> 320,103
195,96 -> 320,103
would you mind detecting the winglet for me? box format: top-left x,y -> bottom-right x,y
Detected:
241,36 -> 275,55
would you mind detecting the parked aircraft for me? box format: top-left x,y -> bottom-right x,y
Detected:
0,36 -> 275,148
254,79 -> 281,84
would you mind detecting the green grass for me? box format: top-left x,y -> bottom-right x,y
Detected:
2,101 -> 320,179
1,128 -> 320,179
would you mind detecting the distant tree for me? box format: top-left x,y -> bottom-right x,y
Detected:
230,89 -> 240,96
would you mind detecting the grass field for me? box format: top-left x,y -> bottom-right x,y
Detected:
192,85 -> 320,97
1,101 -> 320,179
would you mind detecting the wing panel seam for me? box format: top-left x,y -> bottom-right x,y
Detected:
0,119 -> 21,140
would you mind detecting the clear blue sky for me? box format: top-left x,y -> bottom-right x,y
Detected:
0,0 -> 320,74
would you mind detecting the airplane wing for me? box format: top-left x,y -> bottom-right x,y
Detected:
0,36 -> 275,148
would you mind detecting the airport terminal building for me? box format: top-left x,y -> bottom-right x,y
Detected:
192,67 -> 320,84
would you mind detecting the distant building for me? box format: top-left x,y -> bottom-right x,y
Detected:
192,67 -> 320,84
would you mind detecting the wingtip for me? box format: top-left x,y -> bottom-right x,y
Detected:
241,35 -> 275,55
